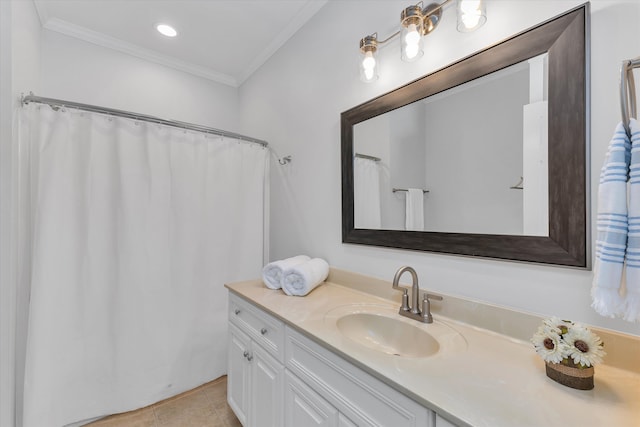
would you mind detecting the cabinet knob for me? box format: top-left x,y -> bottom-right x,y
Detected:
234,309 -> 241,315
246,354 -> 253,362
243,350 -> 249,358
260,328 -> 267,335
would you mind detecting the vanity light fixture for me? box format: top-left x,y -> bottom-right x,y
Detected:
359,0 -> 486,82
156,23 -> 178,37
359,34 -> 379,82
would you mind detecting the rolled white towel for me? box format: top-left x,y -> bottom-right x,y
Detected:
281,258 -> 329,296
262,255 -> 310,290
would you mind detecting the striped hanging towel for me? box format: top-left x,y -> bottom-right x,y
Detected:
592,122 -> 630,317
623,119 -> 640,322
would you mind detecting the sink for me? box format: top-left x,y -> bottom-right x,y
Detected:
324,303 -> 467,358
337,312 -> 439,358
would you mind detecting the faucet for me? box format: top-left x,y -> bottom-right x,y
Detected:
392,266 -> 442,324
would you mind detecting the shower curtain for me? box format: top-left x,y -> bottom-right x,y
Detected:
20,103 -> 268,427
354,157 -> 381,228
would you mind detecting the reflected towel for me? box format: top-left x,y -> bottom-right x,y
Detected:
281,258 -> 329,296
405,188 -> 424,231
592,122 -> 630,317
262,255 -> 310,290
624,119 -> 640,322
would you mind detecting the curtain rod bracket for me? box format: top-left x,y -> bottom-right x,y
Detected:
278,155 -> 292,165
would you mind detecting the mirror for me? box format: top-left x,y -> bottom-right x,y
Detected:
353,54 -> 549,235
341,5 -> 589,268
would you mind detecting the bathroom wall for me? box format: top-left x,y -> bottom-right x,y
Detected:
1,2 -> 42,426
239,0 -> 640,337
40,30 -> 242,133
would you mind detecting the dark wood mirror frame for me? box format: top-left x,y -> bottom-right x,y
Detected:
341,4 -> 590,268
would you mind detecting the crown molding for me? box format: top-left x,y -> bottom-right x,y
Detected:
236,0 -> 328,85
33,0 -> 328,88
41,17 -> 239,87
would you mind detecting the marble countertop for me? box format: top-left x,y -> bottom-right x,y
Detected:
226,278 -> 640,427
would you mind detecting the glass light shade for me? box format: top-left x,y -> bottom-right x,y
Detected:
359,50 -> 378,83
456,0 -> 487,32
400,8 -> 424,62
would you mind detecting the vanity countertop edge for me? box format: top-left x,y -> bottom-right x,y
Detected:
225,276 -> 640,427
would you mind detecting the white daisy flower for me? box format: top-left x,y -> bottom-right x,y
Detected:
563,326 -> 606,367
543,317 -> 573,335
531,326 -> 569,364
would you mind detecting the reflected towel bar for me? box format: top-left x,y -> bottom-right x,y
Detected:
355,153 -> 381,162
393,188 -> 429,193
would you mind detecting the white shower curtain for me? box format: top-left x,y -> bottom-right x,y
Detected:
20,103 -> 268,427
354,157 -> 381,228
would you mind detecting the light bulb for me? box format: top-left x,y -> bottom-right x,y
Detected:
460,0 -> 481,12
404,23 -> 421,45
404,43 -> 420,60
363,67 -> 375,81
457,0 -> 486,32
461,12 -> 481,29
362,51 -> 376,70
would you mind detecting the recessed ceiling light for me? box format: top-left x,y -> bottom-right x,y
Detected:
156,23 -> 178,37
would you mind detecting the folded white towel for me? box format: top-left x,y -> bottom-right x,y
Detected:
405,188 -> 424,231
262,255 -> 310,290
281,258 -> 329,296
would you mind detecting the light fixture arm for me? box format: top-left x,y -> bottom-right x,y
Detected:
361,0 -> 453,49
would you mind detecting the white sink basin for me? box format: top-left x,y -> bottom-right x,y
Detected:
337,312 -> 440,357
325,304 -> 467,358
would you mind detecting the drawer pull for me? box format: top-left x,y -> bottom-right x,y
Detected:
260,328 -> 268,335
234,309 -> 241,315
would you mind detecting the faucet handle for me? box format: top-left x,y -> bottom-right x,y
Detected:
400,289 -> 410,312
421,293 -> 443,324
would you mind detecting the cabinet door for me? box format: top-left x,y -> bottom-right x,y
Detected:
250,344 -> 284,427
228,323 -> 251,426
284,370 -> 338,427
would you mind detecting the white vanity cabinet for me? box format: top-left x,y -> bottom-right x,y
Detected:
227,292 -> 444,427
285,327 -> 434,427
228,294 -> 285,427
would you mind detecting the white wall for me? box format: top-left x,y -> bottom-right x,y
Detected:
40,30 -> 242,133
1,1 -> 42,426
239,0 -> 640,337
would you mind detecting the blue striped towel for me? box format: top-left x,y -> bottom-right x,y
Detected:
623,119 -> 640,322
592,122 -> 630,317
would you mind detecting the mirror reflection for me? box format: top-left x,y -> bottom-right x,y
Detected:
353,54 -> 549,236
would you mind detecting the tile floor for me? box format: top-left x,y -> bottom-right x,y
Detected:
86,376 -> 241,427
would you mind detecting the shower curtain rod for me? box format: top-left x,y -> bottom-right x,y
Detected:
21,93 -> 269,147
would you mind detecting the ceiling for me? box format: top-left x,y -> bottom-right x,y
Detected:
33,0 -> 328,87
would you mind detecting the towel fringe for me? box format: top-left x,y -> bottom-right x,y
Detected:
590,287 -> 623,318
621,291 -> 640,322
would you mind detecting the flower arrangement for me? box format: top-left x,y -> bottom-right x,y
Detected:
531,317 -> 605,368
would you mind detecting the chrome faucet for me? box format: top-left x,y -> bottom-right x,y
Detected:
392,266 -> 442,324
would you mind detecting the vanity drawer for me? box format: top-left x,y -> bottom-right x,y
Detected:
285,327 -> 434,427
229,293 -> 285,362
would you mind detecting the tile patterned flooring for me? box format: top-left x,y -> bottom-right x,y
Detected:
86,376 -> 241,427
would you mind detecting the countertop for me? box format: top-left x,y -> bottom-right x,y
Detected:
225,278 -> 640,427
